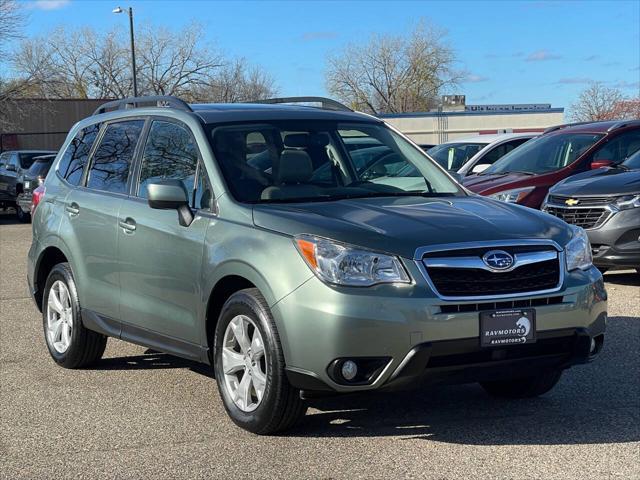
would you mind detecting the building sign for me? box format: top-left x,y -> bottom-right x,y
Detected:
465,104 -> 552,112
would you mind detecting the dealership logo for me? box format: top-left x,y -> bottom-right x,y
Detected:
516,316 -> 531,337
482,250 -> 514,270
565,198 -> 580,206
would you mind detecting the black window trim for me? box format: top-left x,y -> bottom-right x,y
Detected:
81,116 -> 149,197
131,115 -> 215,213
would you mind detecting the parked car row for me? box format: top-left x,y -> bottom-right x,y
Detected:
0,150 -> 57,222
458,120 -> 640,272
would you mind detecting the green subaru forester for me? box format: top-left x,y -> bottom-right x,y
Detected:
27,96 -> 607,434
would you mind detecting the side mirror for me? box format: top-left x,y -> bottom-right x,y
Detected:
471,163 -> 490,174
6,164 -> 16,172
147,179 -> 193,227
591,159 -> 613,169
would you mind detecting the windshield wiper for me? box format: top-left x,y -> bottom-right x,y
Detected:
334,191 -> 456,200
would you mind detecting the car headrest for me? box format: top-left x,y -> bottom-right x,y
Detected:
283,133 -> 330,148
277,150 -> 313,184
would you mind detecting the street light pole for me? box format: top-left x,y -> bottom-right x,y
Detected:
128,7 -> 138,97
113,6 -> 138,97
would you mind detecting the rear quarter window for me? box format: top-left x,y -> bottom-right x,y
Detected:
58,124 -> 101,186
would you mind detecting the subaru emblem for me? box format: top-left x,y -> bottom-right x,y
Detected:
482,250 -> 514,270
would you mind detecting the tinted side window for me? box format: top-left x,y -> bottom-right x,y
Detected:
87,120 -> 144,193
592,130 -> 640,163
58,124 -> 101,186
138,121 -> 198,200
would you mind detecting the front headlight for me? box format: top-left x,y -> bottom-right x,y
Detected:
565,226 -> 593,271
294,234 -> 411,286
490,187 -> 535,203
613,194 -> 640,210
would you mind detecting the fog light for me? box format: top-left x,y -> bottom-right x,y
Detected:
590,338 -> 597,354
341,360 -> 358,381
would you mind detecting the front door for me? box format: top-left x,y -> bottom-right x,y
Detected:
117,119 -> 212,347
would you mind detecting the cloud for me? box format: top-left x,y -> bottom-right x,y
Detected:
630,66 -> 640,72
31,0 -> 71,10
613,80 -> 640,89
301,31 -> 338,41
555,77 -> 593,84
464,74 -> 489,83
583,55 -> 600,62
525,50 -> 562,62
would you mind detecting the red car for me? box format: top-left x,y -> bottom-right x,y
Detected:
463,120 -> 640,209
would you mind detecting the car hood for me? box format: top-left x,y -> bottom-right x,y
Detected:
551,167 -> 640,197
463,172 -> 534,193
253,196 -> 570,259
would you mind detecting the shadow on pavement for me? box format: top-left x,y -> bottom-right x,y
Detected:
94,349 -> 213,378
603,270 -> 640,287
0,210 -> 22,226
89,316 -> 639,446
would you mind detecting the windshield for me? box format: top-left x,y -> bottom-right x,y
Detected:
209,121 -> 462,203
426,142 -> 486,171
484,133 -> 603,175
19,152 -> 53,169
27,157 -> 54,177
622,149 -> 640,169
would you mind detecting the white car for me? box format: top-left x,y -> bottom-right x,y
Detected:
426,133 -> 537,177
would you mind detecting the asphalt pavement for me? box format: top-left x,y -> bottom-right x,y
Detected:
1,212 -> 639,479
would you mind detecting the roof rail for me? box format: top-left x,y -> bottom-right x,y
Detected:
249,96 -> 352,112
607,119 -> 640,132
93,95 -> 193,116
543,120 -> 598,134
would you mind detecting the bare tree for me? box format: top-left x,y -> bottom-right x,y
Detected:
10,23 -> 276,103
136,23 -> 224,99
0,0 -> 28,129
194,58 -> 278,102
0,0 -> 24,55
569,82 -> 632,121
326,22 -> 463,114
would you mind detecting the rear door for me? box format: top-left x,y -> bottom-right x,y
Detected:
61,119 -> 145,321
117,118 -> 212,347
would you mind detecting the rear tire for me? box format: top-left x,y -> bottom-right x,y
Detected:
480,370 -> 563,398
213,288 -> 306,434
43,263 -> 107,368
16,206 -> 31,223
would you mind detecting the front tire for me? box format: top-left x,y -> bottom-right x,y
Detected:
43,263 -> 107,368
16,205 -> 31,223
213,288 -> 306,434
480,369 -> 563,398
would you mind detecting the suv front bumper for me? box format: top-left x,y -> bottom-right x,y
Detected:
273,265 -> 607,394
587,208 -> 640,269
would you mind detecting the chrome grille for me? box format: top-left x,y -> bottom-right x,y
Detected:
419,243 -> 562,299
544,205 -> 611,229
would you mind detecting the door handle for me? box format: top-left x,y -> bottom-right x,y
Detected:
119,217 -> 136,232
65,202 -> 80,216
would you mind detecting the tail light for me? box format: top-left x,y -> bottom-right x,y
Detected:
31,184 -> 46,214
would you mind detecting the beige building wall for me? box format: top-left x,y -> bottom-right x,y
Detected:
383,110 -> 565,144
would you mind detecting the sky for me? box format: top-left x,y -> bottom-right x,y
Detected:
16,0 -> 640,109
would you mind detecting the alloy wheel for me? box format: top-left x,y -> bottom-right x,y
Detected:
46,280 -> 73,353
221,315 -> 267,412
